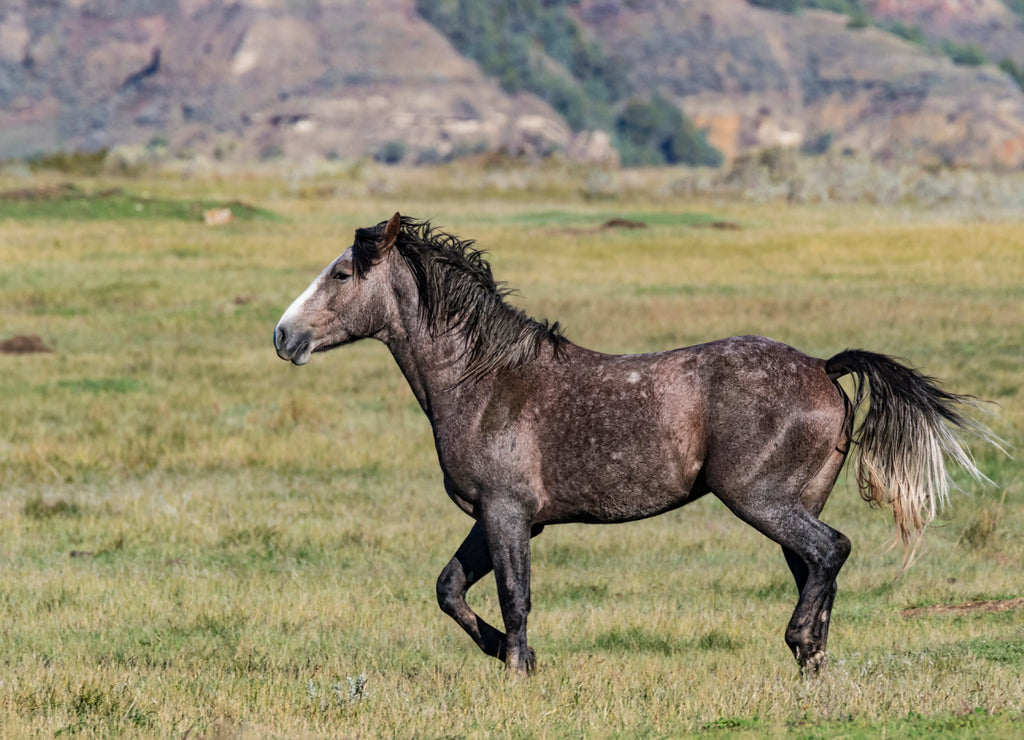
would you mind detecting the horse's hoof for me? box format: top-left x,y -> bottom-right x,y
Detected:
799,650 -> 828,676
506,647 -> 536,677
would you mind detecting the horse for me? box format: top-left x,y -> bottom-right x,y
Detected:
273,213 -> 992,676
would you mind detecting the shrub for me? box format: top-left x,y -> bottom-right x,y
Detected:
259,144 -> 284,161
26,149 -> 109,175
615,94 -> 722,167
999,58 -> 1024,92
748,0 -> 802,12
846,6 -> 870,29
940,40 -> 987,67
374,140 -> 407,165
801,131 -> 833,156
882,20 -> 926,45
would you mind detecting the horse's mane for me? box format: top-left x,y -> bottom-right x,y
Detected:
352,217 -> 568,381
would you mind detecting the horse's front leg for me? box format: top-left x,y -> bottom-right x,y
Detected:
436,520 -> 507,661
481,499 -> 536,676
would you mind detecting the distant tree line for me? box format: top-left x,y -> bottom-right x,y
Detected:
415,0 -> 722,166
749,0 -> 867,24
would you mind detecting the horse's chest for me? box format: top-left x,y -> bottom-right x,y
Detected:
436,426 -> 545,517
442,472 -> 479,517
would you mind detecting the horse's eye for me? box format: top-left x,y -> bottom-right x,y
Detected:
332,270 -> 351,282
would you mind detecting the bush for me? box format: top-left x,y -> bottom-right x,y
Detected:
748,0 -> 802,12
846,6 -> 870,29
940,40 -> 987,67
999,58 -> 1024,92
27,149 -> 109,176
801,131 -> 833,156
259,144 -> 284,161
374,140 -> 407,165
615,95 -> 722,167
882,20 -> 926,45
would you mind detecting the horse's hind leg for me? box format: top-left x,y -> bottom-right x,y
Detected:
721,494 -> 850,673
780,515 -> 850,673
780,445 -> 848,668
781,542 -> 841,670
782,446 -> 847,671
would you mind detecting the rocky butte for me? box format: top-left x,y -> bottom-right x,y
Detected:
0,0 -> 1022,168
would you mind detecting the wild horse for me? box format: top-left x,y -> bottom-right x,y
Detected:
274,213 -> 991,676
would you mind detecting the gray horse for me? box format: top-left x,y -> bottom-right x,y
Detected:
274,214 -> 990,676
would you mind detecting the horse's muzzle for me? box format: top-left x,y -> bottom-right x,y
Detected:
274,323 -> 313,365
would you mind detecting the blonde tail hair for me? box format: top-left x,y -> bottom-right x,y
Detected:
826,350 -> 999,567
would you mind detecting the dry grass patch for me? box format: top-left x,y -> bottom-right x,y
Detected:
0,169 -> 1021,736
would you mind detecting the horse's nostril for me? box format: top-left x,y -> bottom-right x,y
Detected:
275,325 -> 286,350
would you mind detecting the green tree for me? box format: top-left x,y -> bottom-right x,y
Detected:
748,0 -> 803,12
615,95 -> 722,167
941,40 -> 988,66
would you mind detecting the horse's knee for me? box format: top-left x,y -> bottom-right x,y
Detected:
436,562 -> 465,616
785,621 -> 810,653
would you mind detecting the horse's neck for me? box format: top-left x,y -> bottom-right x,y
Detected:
381,301 -> 479,420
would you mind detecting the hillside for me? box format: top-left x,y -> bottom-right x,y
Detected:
1,0 -> 1023,168
572,0 -> 1024,167
866,0 -> 1024,67
0,0 -> 604,165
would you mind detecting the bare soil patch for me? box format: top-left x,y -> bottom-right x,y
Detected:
0,334 -> 53,354
601,217 -> 648,230
696,220 -> 742,230
901,597 -> 1024,618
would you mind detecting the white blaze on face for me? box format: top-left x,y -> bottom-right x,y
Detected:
277,268 -> 326,330
275,248 -> 354,364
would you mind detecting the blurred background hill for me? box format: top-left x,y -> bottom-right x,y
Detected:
2,0 -> 1024,170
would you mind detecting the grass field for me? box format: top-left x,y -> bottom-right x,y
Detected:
0,166 -> 1022,737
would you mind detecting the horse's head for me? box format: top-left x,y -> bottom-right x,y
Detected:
274,212 -> 401,365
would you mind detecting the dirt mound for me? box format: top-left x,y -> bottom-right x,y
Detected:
901,597 -> 1024,618
602,218 -> 648,230
0,334 -> 53,354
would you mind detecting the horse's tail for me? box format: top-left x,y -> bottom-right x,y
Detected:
826,349 -> 997,566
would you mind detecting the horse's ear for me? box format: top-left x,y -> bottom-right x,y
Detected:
380,212 -> 401,254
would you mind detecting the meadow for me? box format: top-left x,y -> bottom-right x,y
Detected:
0,164 -> 1021,738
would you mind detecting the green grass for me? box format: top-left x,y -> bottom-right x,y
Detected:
0,168 -> 1022,737
0,182 -> 281,221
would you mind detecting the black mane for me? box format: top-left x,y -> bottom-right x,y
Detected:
353,217 -> 567,381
